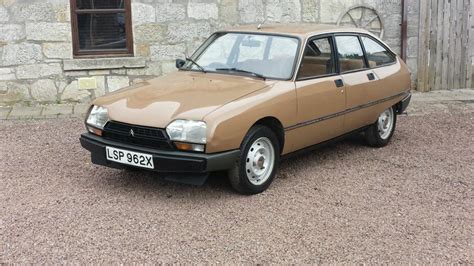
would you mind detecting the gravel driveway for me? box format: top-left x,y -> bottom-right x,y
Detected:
1,110 -> 473,263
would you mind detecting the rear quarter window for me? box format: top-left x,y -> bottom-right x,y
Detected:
361,36 -> 396,67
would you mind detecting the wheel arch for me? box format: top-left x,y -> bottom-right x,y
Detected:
251,116 -> 285,154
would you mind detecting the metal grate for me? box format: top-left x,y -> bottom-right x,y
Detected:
102,121 -> 174,150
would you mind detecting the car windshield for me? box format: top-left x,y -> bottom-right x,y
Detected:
183,33 -> 300,80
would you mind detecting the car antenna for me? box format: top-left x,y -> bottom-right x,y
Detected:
257,17 -> 266,30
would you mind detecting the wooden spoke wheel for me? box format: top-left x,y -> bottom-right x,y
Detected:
337,5 -> 384,38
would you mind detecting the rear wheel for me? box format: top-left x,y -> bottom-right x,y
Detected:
364,106 -> 397,147
228,125 -> 280,195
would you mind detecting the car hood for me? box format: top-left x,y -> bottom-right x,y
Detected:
94,71 -> 275,128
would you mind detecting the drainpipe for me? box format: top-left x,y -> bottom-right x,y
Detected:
401,0 -> 408,62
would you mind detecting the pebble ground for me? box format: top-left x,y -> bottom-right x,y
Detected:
1,110 -> 473,263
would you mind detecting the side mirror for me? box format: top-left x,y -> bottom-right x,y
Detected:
175,59 -> 186,69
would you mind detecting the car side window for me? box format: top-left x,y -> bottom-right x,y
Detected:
298,37 -> 336,79
361,36 -> 396,67
335,36 -> 366,72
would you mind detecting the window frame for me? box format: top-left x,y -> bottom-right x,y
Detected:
294,32 -> 399,81
70,0 -> 134,58
296,34 -> 339,81
181,31 -> 303,81
333,33 -> 369,74
359,34 -> 397,69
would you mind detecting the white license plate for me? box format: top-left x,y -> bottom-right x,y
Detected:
105,146 -> 154,169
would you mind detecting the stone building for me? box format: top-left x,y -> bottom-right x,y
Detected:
0,0 -> 425,106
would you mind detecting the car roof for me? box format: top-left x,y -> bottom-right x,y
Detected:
225,23 -> 373,38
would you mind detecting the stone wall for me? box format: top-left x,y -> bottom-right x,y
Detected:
0,0 -> 414,107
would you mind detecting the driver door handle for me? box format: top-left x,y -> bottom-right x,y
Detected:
334,79 -> 344,87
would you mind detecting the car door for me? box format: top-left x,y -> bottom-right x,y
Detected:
359,35 -> 402,110
288,35 -> 346,152
334,34 -> 382,132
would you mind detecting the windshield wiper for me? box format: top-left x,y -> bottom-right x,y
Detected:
185,57 -> 206,73
215,68 -> 266,80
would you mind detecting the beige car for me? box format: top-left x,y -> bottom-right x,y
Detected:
80,24 -> 411,194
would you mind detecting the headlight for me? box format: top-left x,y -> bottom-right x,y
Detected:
86,105 -> 109,134
166,120 -> 207,152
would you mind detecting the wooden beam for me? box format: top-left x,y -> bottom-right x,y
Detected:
453,0 -> 463,90
417,0 -> 431,92
448,0 -> 457,90
467,0 -> 473,88
434,0 -> 444,90
428,0 -> 438,91
441,0 -> 450,90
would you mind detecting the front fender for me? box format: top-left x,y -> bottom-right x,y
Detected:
203,81 -> 297,153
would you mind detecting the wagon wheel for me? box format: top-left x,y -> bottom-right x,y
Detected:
337,5 -> 384,38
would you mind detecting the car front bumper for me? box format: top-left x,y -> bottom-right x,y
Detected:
80,133 -> 240,180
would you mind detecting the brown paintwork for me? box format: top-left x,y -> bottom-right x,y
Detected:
288,75 -> 345,152
90,24 -> 411,154
94,72 -> 276,128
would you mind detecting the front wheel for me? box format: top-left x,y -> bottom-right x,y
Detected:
228,125 -> 280,195
364,106 -> 397,147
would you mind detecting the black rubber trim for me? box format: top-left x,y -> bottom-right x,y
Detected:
284,91 -> 409,131
397,93 -> 411,114
80,133 -> 240,173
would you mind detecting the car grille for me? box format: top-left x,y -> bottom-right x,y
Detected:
102,121 -> 174,150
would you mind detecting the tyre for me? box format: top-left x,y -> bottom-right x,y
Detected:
228,125 -> 280,195
364,106 -> 397,147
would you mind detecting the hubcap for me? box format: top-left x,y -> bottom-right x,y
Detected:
245,137 -> 275,185
377,107 -> 394,140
